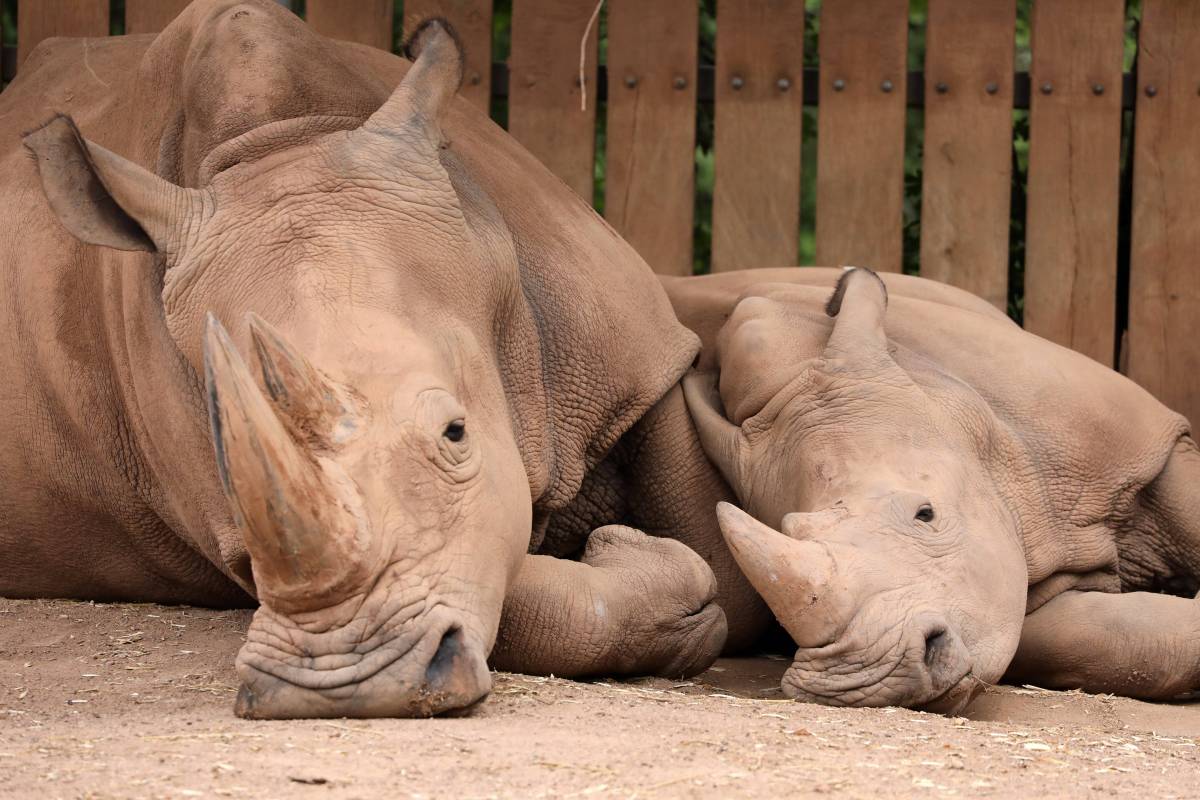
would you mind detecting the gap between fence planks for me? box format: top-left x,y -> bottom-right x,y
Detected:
605,0 -> 697,276
815,0 -> 909,274
125,0 -> 192,35
16,0 -> 109,70
404,0 -> 493,111
1127,0 -> 1200,428
306,0 -> 394,53
711,0 -> 805,273
920,0 -> 1015,311
508,0 -> 598,201
1023,0 -> 1124,366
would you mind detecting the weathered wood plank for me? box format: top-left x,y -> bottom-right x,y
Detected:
711,0 -> 804,272
1023,0 -> 1124,364
404,1 -> 493,111
920,0 -> 1015,310
508,0 -> 599,201
605,0 -> 697,275
16,0 -> 109,69
306,0 -> 393,52
814,0 -> 908,273
125,0 -> 192,34
1128,0 -> 1200,425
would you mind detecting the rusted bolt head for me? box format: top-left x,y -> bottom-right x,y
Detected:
731,75 -> 745,90
1040,82 -> 1054,95
832,78 -> 846,92
985,82 -> 999,95
1145,84 -> 1158,97
1091,82 -> 1105,95
777,77 -> 791,91
673,75 -> 688,90
881,79 -> 894,93
624,74 -> 638,89
935,81 -> 949,94
469,72 -> 481,86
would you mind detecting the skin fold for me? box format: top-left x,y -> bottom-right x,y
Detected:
0,0 -> 735,719
665,267 -> 1200,713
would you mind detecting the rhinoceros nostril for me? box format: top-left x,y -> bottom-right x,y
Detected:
425,626 -> 463,686
923,629 -> 948,668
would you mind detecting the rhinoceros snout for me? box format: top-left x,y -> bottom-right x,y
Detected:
233,609 -> 493,720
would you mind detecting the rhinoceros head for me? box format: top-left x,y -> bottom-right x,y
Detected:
685,268 -> 1028,713
23,22 -> 533,717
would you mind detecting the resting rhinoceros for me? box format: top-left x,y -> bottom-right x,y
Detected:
667,266 -> 1200,713
0,0 -> 754,719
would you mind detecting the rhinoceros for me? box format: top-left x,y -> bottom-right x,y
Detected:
667,266 -> 1200,713
0,0 -> 755,718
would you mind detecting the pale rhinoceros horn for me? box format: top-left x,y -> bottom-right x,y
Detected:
204,313 -> 367,611
247,312 -> 361,446
715,502 -> 844,649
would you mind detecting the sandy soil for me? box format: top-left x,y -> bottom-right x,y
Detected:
2,598 -> 1198,799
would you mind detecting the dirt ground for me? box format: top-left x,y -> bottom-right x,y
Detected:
2,598 -> 1198,799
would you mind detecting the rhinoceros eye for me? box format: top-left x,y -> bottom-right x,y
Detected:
443,420 -> 466,442
915,504 -> 935,523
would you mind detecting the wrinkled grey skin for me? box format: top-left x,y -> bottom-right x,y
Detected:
668,267 -> 1200,713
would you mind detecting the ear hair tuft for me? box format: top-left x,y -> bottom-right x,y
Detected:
403,17 -> 464,83
825,266 -> 888,317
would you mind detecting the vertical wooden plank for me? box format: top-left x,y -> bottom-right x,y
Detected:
711,0 -> 804,272
920,0 -> 1015,310
16,0 -> 109,68
125,0 -> 192,34
1128,0 -> 1200,426
815,0 -> 908,273
605,0 -> 697,275
508,0 -> 598,201
404,1 -> 493,111
306,0 -> 393,51
1023,0 -> 1124,364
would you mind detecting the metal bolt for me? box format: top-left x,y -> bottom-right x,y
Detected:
935,81 -> 949,94
1145,84 -> 1158,97
832,78 -> 846,92
469,72 -> 481,86
777,77 -> 791,91
673,75 -> 688,90
985,82 -> 999,95
881,79 -> 894,93
731,75 -> 745,90
1092,82 -> 1105,95
624,74 -> 638,89
1040,82 -> 1054,95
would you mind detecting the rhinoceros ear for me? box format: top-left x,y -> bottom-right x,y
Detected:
683,370 -> 747,491
362,18 -> 463,144
823,266 -> 890,362
23,114 -> 207,254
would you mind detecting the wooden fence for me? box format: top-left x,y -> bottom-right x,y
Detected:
2,1 -> 1199,427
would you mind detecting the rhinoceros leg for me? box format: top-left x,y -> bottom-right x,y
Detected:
615,383 -> 770,650
1005,590 -> 1200,699
490,525 -> 727,678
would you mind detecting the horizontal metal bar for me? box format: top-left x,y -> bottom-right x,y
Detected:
2,44 -> 1136,112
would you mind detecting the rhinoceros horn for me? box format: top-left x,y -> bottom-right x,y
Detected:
204,313 -> 365,610
715,502 -> 844,648
247,313 -> 360,446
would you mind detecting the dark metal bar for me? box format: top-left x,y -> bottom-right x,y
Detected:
3,44 -> 1138,111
